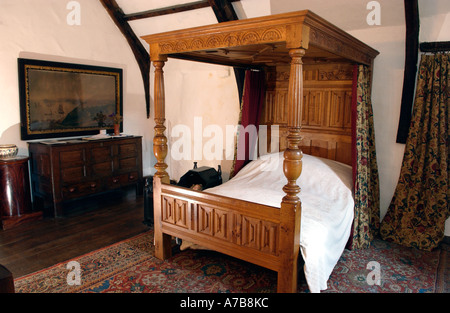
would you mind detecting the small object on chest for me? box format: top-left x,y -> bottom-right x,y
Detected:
178,163 -> 222,191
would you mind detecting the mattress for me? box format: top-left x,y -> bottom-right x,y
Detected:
206,152 -> 354,293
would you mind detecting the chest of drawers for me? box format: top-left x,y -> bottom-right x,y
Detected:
28,136 -> 143,217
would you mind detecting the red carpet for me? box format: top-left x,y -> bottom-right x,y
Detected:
14,229 -> 446,293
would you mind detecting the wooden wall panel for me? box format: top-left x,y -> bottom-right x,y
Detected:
213,208 -> 231,241
162,196 -> 174,224
241,216 -> 260,250
262,63 -> 354,165
329,90 -> 352,129
261,221 -> 278,255
305,90 -> 327,127
198,205 -> 213,236
175,199 -> 189,229
159,190 -> 282,257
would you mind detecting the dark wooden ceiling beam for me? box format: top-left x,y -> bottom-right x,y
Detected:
124,1 -> 210,21
99,0 -> 151,118
396,0 -> 420,144
124,0 -> 240,21
208,0 -> 238,22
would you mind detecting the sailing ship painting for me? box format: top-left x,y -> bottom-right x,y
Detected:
19,58 -> 122,140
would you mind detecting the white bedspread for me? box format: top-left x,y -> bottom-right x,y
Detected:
206,152 -> 354,293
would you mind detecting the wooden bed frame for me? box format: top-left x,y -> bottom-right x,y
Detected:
142,10 -> 378,293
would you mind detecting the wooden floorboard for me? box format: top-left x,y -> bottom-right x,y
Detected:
0,186 -> 150,279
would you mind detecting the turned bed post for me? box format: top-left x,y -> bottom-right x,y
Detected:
278,48 -> 305,293
152,56 -> 172,260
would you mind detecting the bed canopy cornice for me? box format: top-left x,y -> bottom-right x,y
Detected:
142,10 -> 379,67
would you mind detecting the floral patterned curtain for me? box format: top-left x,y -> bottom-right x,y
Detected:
350,64 -> 381,249
380,53 -> 449,251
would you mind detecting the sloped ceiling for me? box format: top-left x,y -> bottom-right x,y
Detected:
114,0 -> 243,48
100,0 -> 243,118
101,0 -> 443,122
100,0 -> 403,119
116,0 -> 221,38
271,0 -> 405,31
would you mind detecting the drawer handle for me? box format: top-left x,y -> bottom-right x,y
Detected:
113,178 -> 119,183
90,183 -> 97,189
69,187 -> 75,193
129,175 -> 135,180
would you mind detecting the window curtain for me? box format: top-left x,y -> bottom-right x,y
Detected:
349,64 -> 381,249
380,52 -> 449,251
231,69 -> 266,177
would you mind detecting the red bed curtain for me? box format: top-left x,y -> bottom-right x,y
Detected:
231,70 -> 266,177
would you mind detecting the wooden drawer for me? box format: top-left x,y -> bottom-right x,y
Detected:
62,180 -> 103,199
107,171 -> 139,189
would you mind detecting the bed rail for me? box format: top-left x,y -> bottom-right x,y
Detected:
154,179 -> 283,272
153,177 -> 301,292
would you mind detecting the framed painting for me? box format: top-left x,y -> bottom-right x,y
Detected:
18,58 -> 123,140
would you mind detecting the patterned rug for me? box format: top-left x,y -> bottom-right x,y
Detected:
14,229 -> 447,293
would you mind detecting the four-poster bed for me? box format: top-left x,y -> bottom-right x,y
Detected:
142,10 -> 379,293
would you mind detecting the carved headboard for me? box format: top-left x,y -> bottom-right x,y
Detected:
262,63 -> 354,166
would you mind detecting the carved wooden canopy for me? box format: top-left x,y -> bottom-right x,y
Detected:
142,10 -> 379,67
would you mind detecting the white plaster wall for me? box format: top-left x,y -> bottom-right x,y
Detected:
0,0 -> 154,176
163,60 -> 240,181
162,0 -> 273,181
127,0 -> 272,181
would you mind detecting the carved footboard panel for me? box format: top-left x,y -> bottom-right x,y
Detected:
154,180 -> 283,272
